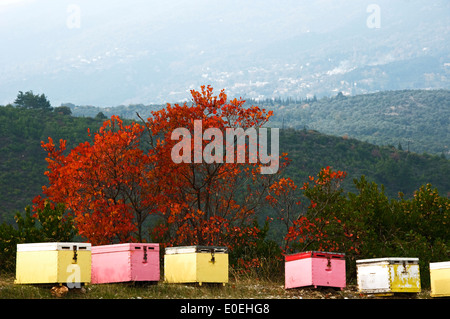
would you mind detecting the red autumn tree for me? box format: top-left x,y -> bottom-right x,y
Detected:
266,166 -> 356,254
141,85 -> 288,249
290,166 -> 361,254
37,86 -> 289,254
35,116 -> 160,245
265,177 -> 301,232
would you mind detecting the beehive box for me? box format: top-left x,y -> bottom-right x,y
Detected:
91,243 -> 160,284
356,257 -> 421,295
15,242 -> 91,285
430,261 -> 450,297
164,246 -> 228,285
284,251 -> 346,289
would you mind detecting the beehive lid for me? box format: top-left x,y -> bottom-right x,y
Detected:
92,243 -> 159,254
165,245 -> 228,255
356,257 -> 419,265
430,261 -> 450,270
17,242 -> 91,252
285,251 -> 345,262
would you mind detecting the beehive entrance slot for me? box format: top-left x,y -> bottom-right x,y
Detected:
402,261 -> 408,274
210,249 -> 215,264
143,246 -> 148,263
72,245 -> 78,264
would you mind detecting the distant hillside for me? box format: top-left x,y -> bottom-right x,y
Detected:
1,104 -> 449,225
63,102 -> 162,122
279,128 -> 449,199
261,89 -> 450,156
66,89 -> 450,156
0,106 -> 105,222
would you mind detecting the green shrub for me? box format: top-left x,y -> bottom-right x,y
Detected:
0,203 -> 77,273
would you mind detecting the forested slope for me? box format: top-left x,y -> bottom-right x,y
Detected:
264,89 -> 450,156
0,106 -> 104,221
1,104 -> 448,224
279,128 -> 449,198
66,89 -> 450,156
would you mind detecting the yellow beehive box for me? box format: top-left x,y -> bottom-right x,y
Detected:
164,246 -> 228,285
356,257 -> 421,295
430,261 -> 450,298
15,242 -> 91,286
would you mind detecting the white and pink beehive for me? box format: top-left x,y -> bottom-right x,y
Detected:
91,243 -> 160,284
285,251 -> 346,290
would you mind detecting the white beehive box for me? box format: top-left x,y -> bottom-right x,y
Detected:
356,257 -> 421,295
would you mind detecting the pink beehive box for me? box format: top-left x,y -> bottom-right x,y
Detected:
285,251 -> 346,289
91,243 -> 160,284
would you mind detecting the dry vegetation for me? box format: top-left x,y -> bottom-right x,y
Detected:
0,272 -> 431,300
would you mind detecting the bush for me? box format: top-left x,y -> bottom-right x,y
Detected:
229,219 -> 283,281
0,203 -> 77,273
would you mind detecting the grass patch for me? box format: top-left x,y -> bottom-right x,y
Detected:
0,272 -> 430,299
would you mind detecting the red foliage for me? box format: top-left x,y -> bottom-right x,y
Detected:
266,166 -> 357,254
35,116 -> 160,245
37,86 -> 288,252
144,85 -> 282,250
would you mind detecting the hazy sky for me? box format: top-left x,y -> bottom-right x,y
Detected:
0,0 -> 448,106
